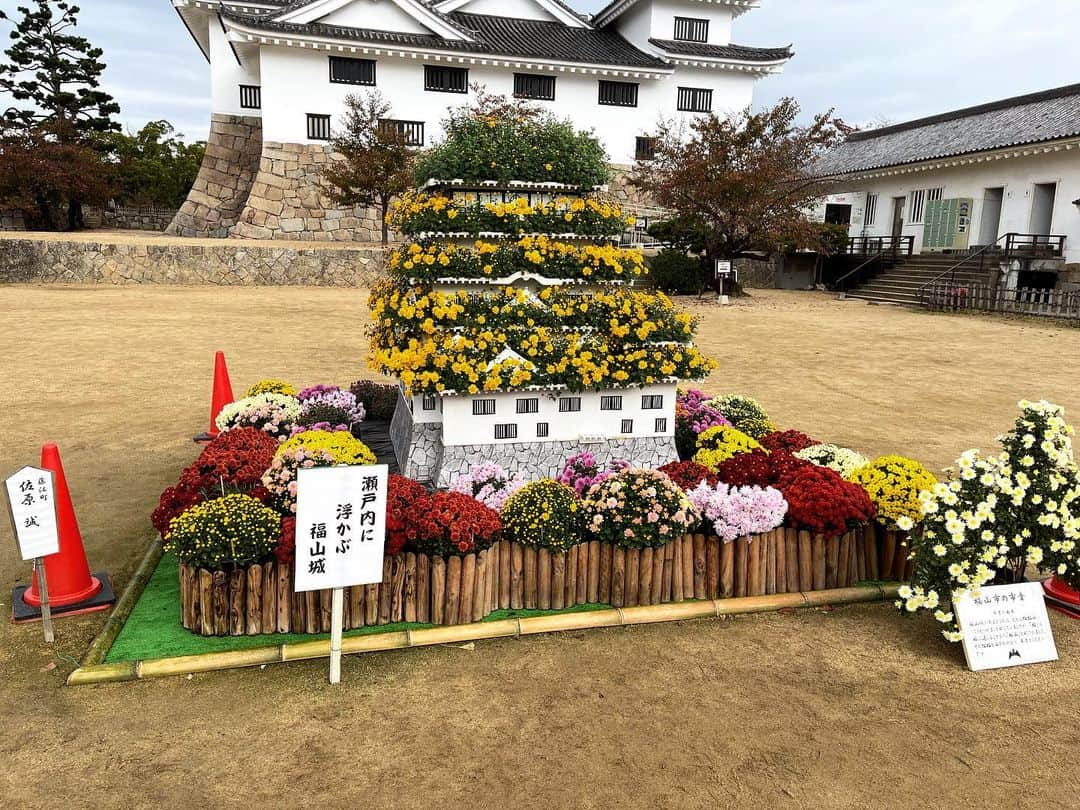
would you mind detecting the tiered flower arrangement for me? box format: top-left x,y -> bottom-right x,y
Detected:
164,494 -> 281,571
293,385 -> 366,434
245,379 -> 298,397
709,394 -> 775,440
693,425 -> 763,468
262,429 -> 377,513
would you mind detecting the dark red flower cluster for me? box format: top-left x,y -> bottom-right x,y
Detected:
658,461 -> 718,491
275,516 -> 296,564
404,490 -> 501,557
151,428 -> 279,538
776,464 -> 876,538
714,450 -> 810,488
386,474 -> 429,556
759,429 -> 818,454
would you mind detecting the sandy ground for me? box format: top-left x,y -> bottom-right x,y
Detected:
1,285 -> 1079,808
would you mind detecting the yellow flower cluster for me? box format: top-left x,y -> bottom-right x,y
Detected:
164,493 -> 280,570
848,455 -> 937,529
276,429 -> 377,466
245,379 -> 297,397
387,191 -> 635,232
693,426 -> 764,470
500,479 -> 583,551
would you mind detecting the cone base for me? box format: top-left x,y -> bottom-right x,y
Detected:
24,574 -> 102,608
193,431 -> 217,444
11,572 -> 116,623
1044,576 -> 1080,619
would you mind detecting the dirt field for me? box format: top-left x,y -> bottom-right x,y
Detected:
2,285 -> 1079,808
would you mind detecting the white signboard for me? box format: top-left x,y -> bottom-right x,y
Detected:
293,465 -> 388,593
5,466 -> 60,562
954,582 -> 1058,671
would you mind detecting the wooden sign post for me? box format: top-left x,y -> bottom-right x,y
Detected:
5,466 -> 61,642
294,464 -> 388,685
954,581 -> 1059,671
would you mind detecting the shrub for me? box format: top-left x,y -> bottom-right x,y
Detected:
795,443 -> 868,478
245,379 -> 298,397
713,449 -> 809,488
449,461 -> 527,512
760,429 -> 818,454
404,491 -> 501,557
558,451 -> 630,496
693,425 -> 762,469
215,393 -> 301,441
583,468 -> 698,548
501,480 -> 583,552
776,464 -> 876,538
657,460 -> 718,491
164,494 -> 281,570
709,394 -> 774,438
686,481 -> 788,541
350,379 -> 399,422
386,474 -> 428,556
261,430 -> 377,513
847,455 -> 937,530
647,249 -> 708,294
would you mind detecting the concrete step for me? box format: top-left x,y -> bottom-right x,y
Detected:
845,289 -> 920,306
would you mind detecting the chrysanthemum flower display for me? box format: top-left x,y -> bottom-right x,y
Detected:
449,461 -> 528,512
847,455 -> 937,530
675,388 -> 731,460
164,493 -> 281,571
582,468 -> 698,548
657,460 -> 718,491
708,394 -> 774,439
795,443 -> 869,479
686,481 -> 788,541
215,393 -> 301,441
759,429 -> 819,454
245,379 -> 298,397
294,387 -> 366,433
693,425 -> 763,469
777,464 -> 876,539
712,449 -> 810,489
261,429 -> 377,513
501,479 -> 583,552
403,491 -> 502,557
558,451 -> 630,496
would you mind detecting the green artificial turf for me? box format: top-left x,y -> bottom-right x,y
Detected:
105,553 -> 610,663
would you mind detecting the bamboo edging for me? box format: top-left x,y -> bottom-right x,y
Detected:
66,583 -> 900,685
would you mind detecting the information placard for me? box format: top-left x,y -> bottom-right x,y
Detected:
954,582 -> 1058,671
293,465 -> 388,593
5,466 -> 59,562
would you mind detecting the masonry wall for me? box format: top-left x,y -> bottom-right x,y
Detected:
0,235 -> 386,286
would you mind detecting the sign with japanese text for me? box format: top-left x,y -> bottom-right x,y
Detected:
5,466 -> 60,561
954,582 -> 1058,672
293,465 -> 388,593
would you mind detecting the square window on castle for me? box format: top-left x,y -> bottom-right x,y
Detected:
635,136 -> 657,161
472,399 -> 496,415
239,85 -> 261,110
641,394 -> 664,409
514,73 -> 556,101
598,80 -> 638,108
379,118 -> 425,147
558,397 -> 581,412
330,56 -> 376,86
422,394 -> 436,411
621,419 -> 634,434
425,65 -> 468,94
536,422 -> 550,438
516,397 -> 539,414
673,16 -> 709,43
655,417 -> 668,433
677,87 -> 713,113
494,423 -> 518,440
306,114 -> 331,141
600,395 -> 623,411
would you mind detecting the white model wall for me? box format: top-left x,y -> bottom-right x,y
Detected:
254,45 -> 757,162
435,384 -> 677,446
210,18 -> 261,116
827,149 -> 1080,261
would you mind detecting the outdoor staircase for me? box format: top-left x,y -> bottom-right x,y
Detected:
843,254 -> 995,306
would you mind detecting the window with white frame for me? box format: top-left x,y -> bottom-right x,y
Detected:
306,114 -> 331,141
864,193 -> 878,227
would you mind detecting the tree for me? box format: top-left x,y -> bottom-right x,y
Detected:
320,92 -> 416,244
98,121 -> 206,209
631,99 -> 843,275
0,1 -> 119,228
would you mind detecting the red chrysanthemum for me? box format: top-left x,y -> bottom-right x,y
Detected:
714,450 -> 811,488
775,464 -> 876,538
759,429 -> 819,454
658,460 -> 718,491
405,490 -> 501,557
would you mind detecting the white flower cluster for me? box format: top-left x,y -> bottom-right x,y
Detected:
794,443 -> 868,479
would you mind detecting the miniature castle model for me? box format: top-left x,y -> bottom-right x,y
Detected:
374,171 -> 716,486
168,0 -> 791,241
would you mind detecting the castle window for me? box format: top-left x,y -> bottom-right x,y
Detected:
422,394 -> 436,411
641,394 -> 664,409
655,417 -> 668,433
239,85 -> 261,110
536,422 -> 550,438
494,423 -> 518,440
516,397 -> 539,414
598,80 -> 638,108
673,17 -> 709,43
330,56 -> 376,86
635,136 -> 657,161
621,419 -> 634,434
677,87 -> 713,113
514,73 -> 556,101
379,118 -> 425,147
472,399 -> 496,416
600,395 -> 623,411
425,65 -> 468,94
558,397 -> 581,412
307,114 -> 331,141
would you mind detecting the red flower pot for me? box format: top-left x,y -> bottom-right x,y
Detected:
1043,575 -> 1080,618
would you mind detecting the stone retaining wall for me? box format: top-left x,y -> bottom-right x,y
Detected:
0,209 -> 26,231
0,235 -> 387,286
102,206 -> 178,232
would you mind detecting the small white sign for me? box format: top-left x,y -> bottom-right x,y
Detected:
5,466 -> 60,561
293,465 -> 388,593
954,582 -> 1058,671
714,260 -> 733,277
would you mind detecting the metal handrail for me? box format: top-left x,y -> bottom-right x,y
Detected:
915,233 -> 1009,300
834,249 -> 888,293
834,236 -> 910,293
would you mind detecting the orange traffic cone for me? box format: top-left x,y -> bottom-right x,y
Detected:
14,444 -> 115,621
195,350 -> 235,442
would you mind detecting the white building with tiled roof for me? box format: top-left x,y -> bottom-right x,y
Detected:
167,0 -> 790,241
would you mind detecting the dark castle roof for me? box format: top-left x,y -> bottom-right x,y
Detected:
648,39 -> 791,62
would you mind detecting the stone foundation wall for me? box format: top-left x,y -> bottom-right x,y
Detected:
0,209 -> 26,231
0,235 -> 387,285
231,141 -> 383,242
736,255 -> 782,289
101,206 -> 178,232
167,114 -> 263,238
608,164 -> 665,219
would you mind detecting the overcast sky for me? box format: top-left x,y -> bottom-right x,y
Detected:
1,0 -> 1078,142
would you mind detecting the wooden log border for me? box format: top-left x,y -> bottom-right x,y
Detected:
176,527 -> 907,638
